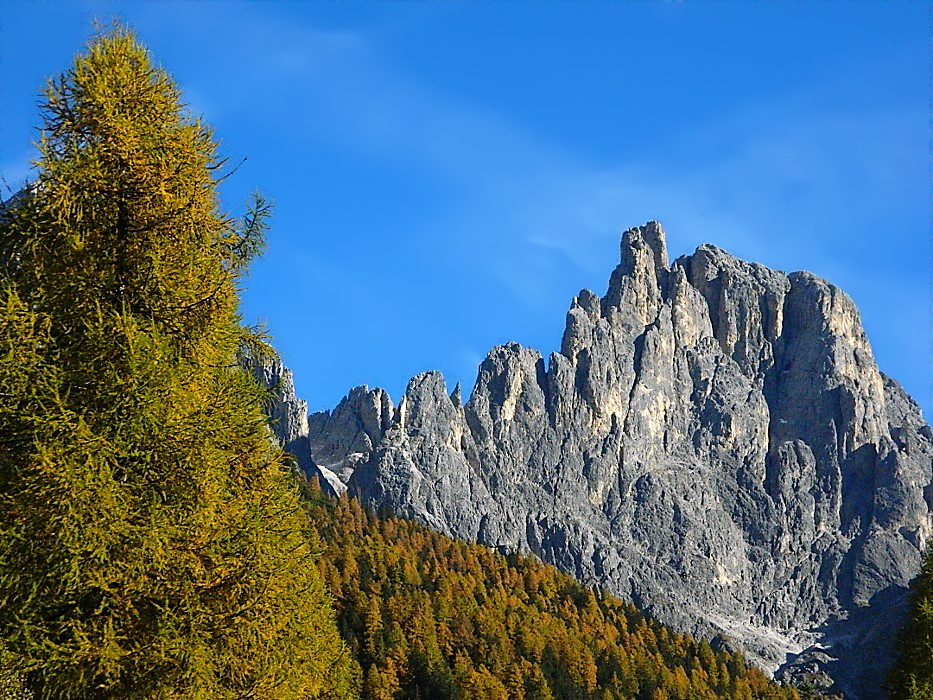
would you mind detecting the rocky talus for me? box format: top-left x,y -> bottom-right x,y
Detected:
267,223 -> 932,699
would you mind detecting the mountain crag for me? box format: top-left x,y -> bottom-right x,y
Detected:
264,222 -> 931,698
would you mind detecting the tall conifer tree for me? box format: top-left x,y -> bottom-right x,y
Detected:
889,549 -> 933,699
0,26 -> 358,699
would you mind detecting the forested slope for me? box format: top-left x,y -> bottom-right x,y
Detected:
305,480 -> 805,700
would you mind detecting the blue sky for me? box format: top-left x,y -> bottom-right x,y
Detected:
2,2 -> 929,418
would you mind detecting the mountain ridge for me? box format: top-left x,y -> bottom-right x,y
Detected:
262,222 -> 931,699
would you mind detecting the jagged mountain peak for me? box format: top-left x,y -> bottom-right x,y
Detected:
262,221 -> 931,699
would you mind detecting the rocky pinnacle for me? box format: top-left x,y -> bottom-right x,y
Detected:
266,222 -> 931,699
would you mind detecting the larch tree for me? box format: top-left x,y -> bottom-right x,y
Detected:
0,26 -> 359,699
889,548 -> 933,699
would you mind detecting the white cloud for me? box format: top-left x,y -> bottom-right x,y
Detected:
151,4 -> 927,412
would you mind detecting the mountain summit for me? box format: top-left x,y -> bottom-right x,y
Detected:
278,222 -> 930,698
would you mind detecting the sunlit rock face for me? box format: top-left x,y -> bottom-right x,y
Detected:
281,222 -> 931,699
239,344 -> 315,479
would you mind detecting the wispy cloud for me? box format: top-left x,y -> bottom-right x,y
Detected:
230,16 -> 920,278
128,3 -> 928,412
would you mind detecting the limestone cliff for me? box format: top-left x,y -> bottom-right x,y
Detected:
239,344 -> 315,477
272,223 -> 931,698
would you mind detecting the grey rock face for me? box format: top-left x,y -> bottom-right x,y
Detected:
302,222 -> 931,699
238,344 -> 317,480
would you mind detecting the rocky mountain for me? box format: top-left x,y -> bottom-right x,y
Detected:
239,343 -> 315,477
262,222 -> 932,699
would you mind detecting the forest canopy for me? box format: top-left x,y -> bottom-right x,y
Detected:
305,481 -> 804,700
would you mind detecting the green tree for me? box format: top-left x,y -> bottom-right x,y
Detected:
0,644 -> 33,700
889,549 -> 933,699
0,26 -> 358,699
